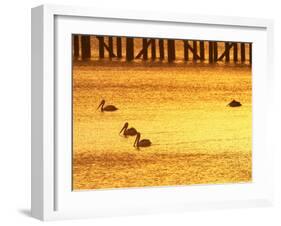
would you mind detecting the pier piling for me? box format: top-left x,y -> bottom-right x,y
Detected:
81,35 -> 91,59
98,36 -> 104,58
233,43 -> 238,63
159,39 -> 164,60
200,41 -> 205,61
225,42 -> 230,62
241,43 -> 245,62
214,42 -> 218,62
116,37 -> 122,58
74,35 -> 252,65
151,39 -> 156,60
108,37 -> 114,58
73,35 -> 79,58
193,41 -> 197,61
167,39 -> 176,62
126,37 -> 134,61
183,40 -> 189,61
209,41 -> 214,63
249,43 -> 252,64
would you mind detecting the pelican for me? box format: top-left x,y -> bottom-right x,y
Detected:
227,99 -> 242,107
97,100 -> 118,112
119,122 -> 138,137
134,132 -> 151,148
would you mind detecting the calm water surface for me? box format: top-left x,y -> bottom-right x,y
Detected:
73,60 -> 252,190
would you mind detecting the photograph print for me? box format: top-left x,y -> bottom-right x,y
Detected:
72,35 -> 252,190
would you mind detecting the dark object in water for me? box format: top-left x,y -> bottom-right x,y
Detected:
120,122 -> 138,137
134,132 -> 151,149
97,99 -> 118,112
227,100 -> 242,107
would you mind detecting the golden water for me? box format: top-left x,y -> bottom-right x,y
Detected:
73,60 -> 252,190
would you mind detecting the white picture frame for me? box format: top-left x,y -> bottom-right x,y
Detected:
31,4 -> 274,221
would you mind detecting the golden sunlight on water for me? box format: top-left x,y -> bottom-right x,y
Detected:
72,60 -> 252,190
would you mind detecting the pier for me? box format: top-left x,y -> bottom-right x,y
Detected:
73,35 -> 252,64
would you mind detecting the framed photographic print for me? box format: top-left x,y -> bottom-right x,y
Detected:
31,4 -> 274,221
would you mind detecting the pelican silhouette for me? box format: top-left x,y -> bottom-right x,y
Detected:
119,122 -> 138,137
134,132 -> 151,148
97,100 -> 118,112
227,99 -> 242,107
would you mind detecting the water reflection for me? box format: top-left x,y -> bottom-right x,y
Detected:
73,61 -> 252,190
